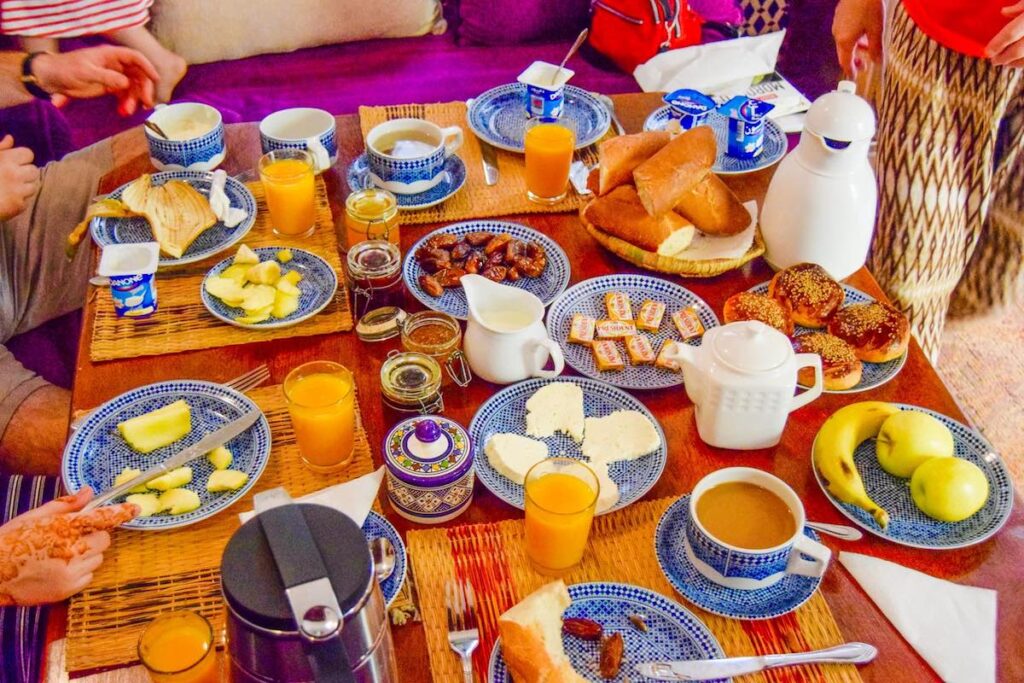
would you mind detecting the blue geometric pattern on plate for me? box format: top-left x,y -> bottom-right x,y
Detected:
468,84 -> 611,153
148,123 -> 225,169
812,404 -> 1014,550
656,496 -> 822,620
748,281 -> 907,394
91,171 -> 257,269
200,247 -> 338,330
347,153 -> 466,211
488,582 -> 726,683
404,221 -> 570,320
546,274 -> 719,391
469,377 -> 666,514
361,511 -> 406,608
62,380 -> 271,531
644,107 -> 787,175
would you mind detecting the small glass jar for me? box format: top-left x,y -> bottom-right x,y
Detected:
380,351 -> 444,416
345,187 -> 400,250
346,240 -> 405,319
400,311 -> 471,387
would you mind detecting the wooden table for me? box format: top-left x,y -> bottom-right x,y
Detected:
52,93 -> 1024,682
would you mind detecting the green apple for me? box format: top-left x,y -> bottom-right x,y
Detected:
876,411 -> 954,478
910,458 -> 989,522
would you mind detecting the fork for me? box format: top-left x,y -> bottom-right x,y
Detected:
446,579 -> 480,683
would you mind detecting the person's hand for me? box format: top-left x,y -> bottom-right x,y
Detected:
0,487 -> 138,606
31,45 -> 159,116
988,0 -> 1024,67
833,0 -> 884,75
0,135 -> 39,221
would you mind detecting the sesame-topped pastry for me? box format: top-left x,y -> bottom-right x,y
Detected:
792,333 -> 863,391
828,302 -> 910,363
768,263 -> 845,328
722,292 -> 794,335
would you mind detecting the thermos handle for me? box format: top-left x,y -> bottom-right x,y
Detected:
258,499 -> 331,589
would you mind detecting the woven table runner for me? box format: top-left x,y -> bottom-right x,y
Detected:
409,496 -> 861,683
357,102 -> 590,225
89,177 -> 353,363
64,384 -> 376,674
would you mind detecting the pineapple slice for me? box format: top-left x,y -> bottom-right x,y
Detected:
206,469 -> 249,492
281,270 -> 302,286
159,488 -> 202,515
276,278 -> 300,297
221,264 -> 250,285
114,467 -> 150,494
208,445 -> 233,470
205,276 -> 247,307
117,400 -> 192,454
147,466 -> 193,491
233,244 -> 260,265
246,260 -> 281,285
126,493 -> 161,517
272,291 -> 299,319
276,249 -> 294,263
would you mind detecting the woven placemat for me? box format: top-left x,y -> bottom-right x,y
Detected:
357,102 -> 587,224
408,496 -> 861,683
64,384 -> 376,674
89,177 -> 353,363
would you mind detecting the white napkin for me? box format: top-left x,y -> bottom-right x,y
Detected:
839,551 -> 997,683
238,466 -> 385,526
208,170 -> 248,228
671,200 -> 758,262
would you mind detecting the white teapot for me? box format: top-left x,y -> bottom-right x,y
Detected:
662,321 -> 823,450
461,274 -> 564,385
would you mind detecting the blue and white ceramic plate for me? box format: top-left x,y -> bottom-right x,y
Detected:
656,496 -> 822,620
644,107 -> 787,175
812,405 -> 1014,550
404,220 -> 570,320
200,247 -> 338,330
489,582 -> 726,683
748,282 -> 907,394
62,380 -> 272,531
546,275 -> 719,391
468,84 -> 611,153
346,153 -> 467,211
362,511 -> 406,608
470,377 -> 666,514
91,171 -> 257,269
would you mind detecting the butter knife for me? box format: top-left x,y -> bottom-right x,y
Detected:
635,642 -> 877,681
82,410 -> 261,511
479,139 -> 500,186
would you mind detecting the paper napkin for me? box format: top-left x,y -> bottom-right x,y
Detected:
238,466 -> 385,526
839,551 -> 997,683
209,169 -> 248,228
672,201 -> 758,262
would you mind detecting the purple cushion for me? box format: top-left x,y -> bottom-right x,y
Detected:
456,0 -> 590,46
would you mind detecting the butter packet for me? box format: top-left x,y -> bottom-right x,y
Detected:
568,313 -> 596,345
596,319 -> 637,339
672,307 -> 705,341
604,292 -> 634,321
625,335 -> 656,365
636,300 -> 666,332
592,340 -> 625,371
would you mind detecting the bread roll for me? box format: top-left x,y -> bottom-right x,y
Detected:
827,302 -> 910,363
674,173 -> 750,236
723,292 -> 794,335
768,263 -> 845,328
583,185 -> 695,255
633,126 -> 715,217
793,332 -> 863,391
498,581 -> 587,683
597,131 -> 670,195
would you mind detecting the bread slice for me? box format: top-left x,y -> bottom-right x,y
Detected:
498,581 -> 587,683
674,172 -> 750,236
597,131 -> 670,195
633,126 -> 716,217
121,174 -> 218,258
583,185 -> 695,256
525,382 -> 585,443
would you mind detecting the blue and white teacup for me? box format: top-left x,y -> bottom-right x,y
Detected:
365,118 -> 463,195
259,108 -> 337,173
685,467 -> 831,590
145,102 -> 226,172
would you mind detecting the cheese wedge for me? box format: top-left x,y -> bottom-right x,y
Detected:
581,410 -> 661,463
485,433 -> 549,486
590,461 -> 621,514
525,382 -> 585,443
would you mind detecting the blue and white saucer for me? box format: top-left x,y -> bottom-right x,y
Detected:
468,84 -> 611,153
346,153 -> 466,211
362,510 -> 406,608
812,405 -> 1014,550
655,495 -> 822,620
488,582 -> 726,683
644,107 -> 787,175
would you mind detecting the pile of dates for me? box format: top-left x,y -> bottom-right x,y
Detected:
415,231 -> 548,297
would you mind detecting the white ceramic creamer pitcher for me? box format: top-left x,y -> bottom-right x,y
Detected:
461,274 -> 564,385
662,321 -> 824,450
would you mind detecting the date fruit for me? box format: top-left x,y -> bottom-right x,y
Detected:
562,618 -> 603,641
450,242 -> 472,260
419,274 -> 443,297
483,233 -> 512,255
628,614 -> 648,633
481,265 -> 507,282
464,231 -> 494,246
436,267 -> 467,288
599,633 -> 624,679
426,233 -> 459,250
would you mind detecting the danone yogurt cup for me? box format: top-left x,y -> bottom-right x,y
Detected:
718,95 -> 776,159
97,243 -> 160,319
663,89 -> 717,130
517,61 -> 575,119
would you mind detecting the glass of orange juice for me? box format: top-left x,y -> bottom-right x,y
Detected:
283,361 -> 356,473
258,149 -> 317,238
524,457 -> 599,575
138,610 -> 218,683
524,117 -> 576,204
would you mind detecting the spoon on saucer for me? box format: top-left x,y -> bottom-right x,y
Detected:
807,520 -> 863,541
370,536 -> 396,583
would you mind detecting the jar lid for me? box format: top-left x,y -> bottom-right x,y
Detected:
380,351 -> 442,401
710,321 -> 791,373
383,415 -> 472,487
356,306 -> 406,342
347,240 -> 401,278
345,187 -> 397,221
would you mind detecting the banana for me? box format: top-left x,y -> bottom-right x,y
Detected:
813,401 -> 900,529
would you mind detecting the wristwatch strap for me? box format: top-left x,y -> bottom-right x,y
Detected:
20,52 -> 52,101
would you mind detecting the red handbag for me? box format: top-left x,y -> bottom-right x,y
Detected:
589,0 -> 720,73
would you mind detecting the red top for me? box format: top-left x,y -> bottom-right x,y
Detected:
902,0 -> 1011,57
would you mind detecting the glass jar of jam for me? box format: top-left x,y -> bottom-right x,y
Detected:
345,188 -> 400,250
400,311 -> 471,387
346,240 -> 405,319
380,351 -> 444,416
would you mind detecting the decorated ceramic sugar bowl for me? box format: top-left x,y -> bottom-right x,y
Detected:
384,416 -> 473,524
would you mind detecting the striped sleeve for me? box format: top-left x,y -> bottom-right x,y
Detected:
0,0 -> 153,38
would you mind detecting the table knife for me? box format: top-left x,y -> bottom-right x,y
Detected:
635,642 -> 877,681
479,139 -> 500,185
82,410 -> 261,511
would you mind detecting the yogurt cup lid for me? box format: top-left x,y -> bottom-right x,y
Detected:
664,89 -> 716,114
517,61 -> 574,89
718,95 -> 775,123
97,242 -> 160,277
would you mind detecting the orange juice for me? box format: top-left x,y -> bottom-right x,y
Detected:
284,362 -> 356,472
259,150 -> 316,237
524,459 -> 598,574
524,121 -> 575,204
138,611 -> 217,683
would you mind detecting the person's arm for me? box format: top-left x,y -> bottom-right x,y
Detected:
832,0 -> 884,75
988,0 -> 1024,67
0,346 -> 68,477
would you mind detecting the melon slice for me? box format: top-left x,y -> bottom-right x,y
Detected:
272,291 -> 299,319
220,264 -> 250,285
147,466 -> 193,491
208,445 -> 233,470
126,493 -> 161,517
275,278 -> 300,297
281,270 -> 303,286
207,469 -> 249,492
205,276 -> 247,307
117,400 -> 192,454
159,488 -> 201,515
246,260 -> 281,285
233,244 -> 260,265
114,467 -> 150,494
276,249 -> 294,263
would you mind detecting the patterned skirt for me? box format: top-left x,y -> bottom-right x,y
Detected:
0,0 -> 152,37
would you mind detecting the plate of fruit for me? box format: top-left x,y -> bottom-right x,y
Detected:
62,380 -> 272,530
812,401 -> 1013,549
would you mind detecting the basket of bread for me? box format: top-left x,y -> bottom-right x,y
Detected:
581,127 -> 765,278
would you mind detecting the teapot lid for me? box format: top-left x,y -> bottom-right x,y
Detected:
805,81 -> 876,143
710,321 -> 791,373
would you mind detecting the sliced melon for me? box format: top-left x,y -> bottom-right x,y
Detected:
126,493 -> 161,517
275,278 -> 300,297
147,466 -> 193,491
208,445 -> 233,470
221,264 -> 250,285
276,248 -> 294,263
241,284 -> 276,312
233,244 -> 260,265
117,400 -> 192,454
281,270 -> 303,286
207,469 -> 249,492
159,488 -> 201,515
205,276 -> 247,307
272,291 -> 299,319
246,260 -> 281,285
236,304 -> 273,324
114,467 -> 150,494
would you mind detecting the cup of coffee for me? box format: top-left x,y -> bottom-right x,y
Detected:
685,467 -> 831,590
364,118 -> 463,195
145,102 -> 225,172
259,108 -> 337,173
